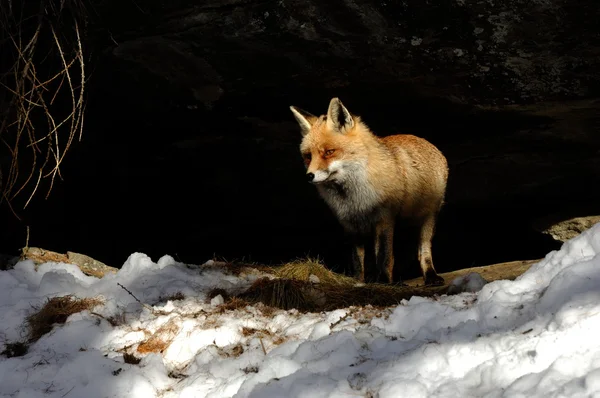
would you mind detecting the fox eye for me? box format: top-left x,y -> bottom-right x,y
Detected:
303,153 -> 312,164
324,149 -> 336,157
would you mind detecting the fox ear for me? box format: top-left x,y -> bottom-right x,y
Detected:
290,106 -> 316,136
327,97 -> 354,133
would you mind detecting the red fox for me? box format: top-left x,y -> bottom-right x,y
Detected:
289,97 -> 448,286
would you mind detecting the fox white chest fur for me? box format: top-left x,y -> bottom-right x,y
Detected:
315,159 -> 381,231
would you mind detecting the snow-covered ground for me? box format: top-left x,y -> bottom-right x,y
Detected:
1,223 -> 600,398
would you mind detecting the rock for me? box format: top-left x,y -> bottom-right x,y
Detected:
67,251 -> 118,278
20,247 -> 118,278
403,259 -> 540,289
21,247 -> 69,265
534,215 -> 600,243
97,0 -> 600,106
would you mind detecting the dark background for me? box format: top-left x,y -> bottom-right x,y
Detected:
2,0 -> 600,280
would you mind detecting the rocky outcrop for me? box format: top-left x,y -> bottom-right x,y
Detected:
534,215 -> 600,243
98,0 -> 600,107
19,247 -> 118,278
2,0 -> 599,278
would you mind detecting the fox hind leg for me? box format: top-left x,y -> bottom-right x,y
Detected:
418,212 -> 444,286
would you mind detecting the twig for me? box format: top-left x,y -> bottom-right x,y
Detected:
61,385 -> 75,397
117,283 -> 155,313
259,338 -> 267,355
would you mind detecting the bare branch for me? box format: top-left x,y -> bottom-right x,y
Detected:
0,0 -> 88,214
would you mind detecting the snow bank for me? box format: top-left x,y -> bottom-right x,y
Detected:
0,223 -> 599,397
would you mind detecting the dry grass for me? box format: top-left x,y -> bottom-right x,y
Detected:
215,296 -> 251,313
241,327 -> 258,337
106,312 -> 127,327
238,276 -> 444,312
256,303 -> 278,317
136,320 -> 180,354
228,258 -> 452,312
207,288 -> 230,302
272,258 -> 356,286
201,316 -> 223,330
202,260 -> 274,277
240,278 -> 322,311
202,258 -> 435,312
235,277 -> 395,312
327,283 -> 424,310
26,295 -> 103,342
232,259 -> 442,311
1,341 -> 28,358
123,352 -> 141,365
3,294 -> 101,357
243,365 -> 259,374
218,343 -> 244,358
241,326 -> 287,347
159,292 -> 186,302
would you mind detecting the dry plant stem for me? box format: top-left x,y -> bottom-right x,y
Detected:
259,338 -> 267,355
0,3 -> 87,213
117,283 -> 156,313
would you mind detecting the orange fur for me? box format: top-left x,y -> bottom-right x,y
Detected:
290,98 -> 448,285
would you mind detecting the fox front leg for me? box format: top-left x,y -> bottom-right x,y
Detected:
375,217 -> 395,284
351,232 -> 377,283
351,244 -> 365,282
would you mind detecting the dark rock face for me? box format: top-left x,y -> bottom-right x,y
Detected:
97,0 -> 600,106
2,0 -> 600,279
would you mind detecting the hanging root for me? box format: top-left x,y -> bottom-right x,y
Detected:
0,0 -> 88,217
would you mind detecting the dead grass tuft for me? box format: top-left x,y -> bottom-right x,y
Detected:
160,292 -> 185,302
106,312 -> 127,327
243,365 -> 259,374
1,341 -> 28,358
203,258 -> 440,313
215,343 -> 245,358
26,295 -> 103,342
273,258 -> 357,286
273,335 -> 287,346
202,260 -> 274,277
201,316 -> 222,330
238,277 -> 444,312
137,320 -> 180,354
137,338 -> 170,354
241,327 -> 258,337
239,278 -> 324,312
207,288 -> 230,302
257,303 -> 278,317
216,296 -> 251,313
123,352 -> 141,364
168,371 -> 187,379
222,343 -> 244,357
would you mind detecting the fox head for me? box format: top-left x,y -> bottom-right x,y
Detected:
289,97 -> 366,185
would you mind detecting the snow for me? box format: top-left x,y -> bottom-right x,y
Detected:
447,271 -> 488,294
1,223 -> 600,397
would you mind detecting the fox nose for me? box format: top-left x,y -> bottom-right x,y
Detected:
306,172 -> 315,182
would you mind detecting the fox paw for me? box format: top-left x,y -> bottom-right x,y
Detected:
424,272 -> 445,287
